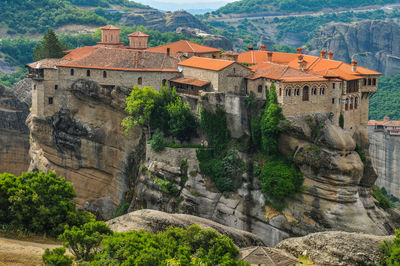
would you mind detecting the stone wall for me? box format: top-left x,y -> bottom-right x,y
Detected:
368,127 -> 400,198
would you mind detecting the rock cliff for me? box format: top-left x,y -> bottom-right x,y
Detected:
276,231 -> 393,265
368,127 -> 400,199
28,79 -> 144,220
308,20 -> 400,77
0,81 -> 31,176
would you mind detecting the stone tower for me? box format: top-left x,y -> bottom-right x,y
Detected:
128,32 -> 149,50
98,25 -> 123,47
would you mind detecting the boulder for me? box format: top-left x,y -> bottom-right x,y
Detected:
107,209 -> 265,248
276,231 -> 393,266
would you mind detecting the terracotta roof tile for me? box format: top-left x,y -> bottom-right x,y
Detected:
26,58 -> 70,69
170,77 -> 210,87
384,121 -> 400,127
101,25 -> 120,30
128,31 -> 149,37
58,47 -> 179,72
146,40 -> 221,54
178,57 -> 234,71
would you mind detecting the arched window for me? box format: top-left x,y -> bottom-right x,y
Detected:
279,88 -> 282,96
320,87 -> 325,95
138,77 -> 142,85
103,71 -> 107,78
86,70 -> 90,77
355,97 -> 358,109
288,89 -> 291,96
258,85 -> 263,93
302,86 -> 309,101
70,69 -> 74,76
350,97 -> 353,110
345,98 -> 349,110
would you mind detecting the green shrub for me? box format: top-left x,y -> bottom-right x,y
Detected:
339,113 -> 344,129
380,228 -> 400,265
153,177 -> 179,196
356,143 -> 367,163
250,114 -> 262,148
42,247 -> 73,266
59,221 -> 113,261
200,108 -> 230,154
259,157 -> 303,210
0,171 -> 94,237
91,225 -> 244,265
166,97 -> 197,142
113,202 -> 130,218
149,130 -> 165,152
373,185 -> 393,210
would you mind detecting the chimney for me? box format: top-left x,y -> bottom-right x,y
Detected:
267,51 -> 273,62
260,45 -> 266,51
351,60 -> 358,72
328,51 -> 334,60
384,116 -> 390,122
320,50 -> 326,58
298,54 -> 305,71
248,46 -> 254,51
128,31 -> 149,49
167,48 -> 170,56
297,48 -> 303,54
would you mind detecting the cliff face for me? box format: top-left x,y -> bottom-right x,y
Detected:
368,127 -> 400,199
28,79 -> 144,220
128,95 -> 398,246
0,81 -> 31,176
308,20 -> 400,77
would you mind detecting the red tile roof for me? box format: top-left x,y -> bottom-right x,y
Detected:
179,57 -> 235,71
101,25 -> 120,30
170,77 -> 210,87
238,50 -> 382,81
128,31 -> 149,37
146,40 -> 221,54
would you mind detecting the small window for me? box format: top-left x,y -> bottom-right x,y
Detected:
48,97 -> 54,105
87,70 -> 90,77
363,78 -> 367,86
54,85 -> 58,90
233,68 -> 236,74
138,77 -> 142,85
258,85 -> 263,93
333,83 -> 336,89
103,71 -> 107,78
279,88 -> 282,96
162,79 -> 167,87
70,69 -> 74,76
33,84 -> 36,90
368,78 -> 372,86
373,78 -> 376,86
332,98 -> 335,104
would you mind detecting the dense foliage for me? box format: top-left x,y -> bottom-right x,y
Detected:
197,108 -> 245,192
213,0 -> 400,15
370,75 -> 400,121
372,185 -> 393,210
0,172 -> 94,236
42,247 -> 73,266
33,29 -> 67,61
45,223 -> 246,265
65,0 -> 150,8
60,221 -> 113,261
123,86 -> 197,142
380,228 -> 400,265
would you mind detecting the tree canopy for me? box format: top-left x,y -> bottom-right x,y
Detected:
33,29 -> 68,61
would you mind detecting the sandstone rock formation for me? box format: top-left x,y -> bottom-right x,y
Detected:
129,108 -> 399,246
28,79 -> 144,220
368,127 -> 400,199
308,20 -> 400,76
276,231 -> 393,265
176,27 -> 233,51
107,209 -> 265,248
0,81 -> 31,176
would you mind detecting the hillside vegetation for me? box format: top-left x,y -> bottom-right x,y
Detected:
0,0 -> 148,34
213,0 -> 400,15
369,75 -> 400,121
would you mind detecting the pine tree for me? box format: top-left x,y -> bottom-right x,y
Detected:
33,29 -> 67,61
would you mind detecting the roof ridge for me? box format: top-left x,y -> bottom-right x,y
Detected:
280,66 -> 290,79
185,40 -> 195,53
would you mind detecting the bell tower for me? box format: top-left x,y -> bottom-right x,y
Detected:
128,32 -> 149,50
98,25 -> 123,47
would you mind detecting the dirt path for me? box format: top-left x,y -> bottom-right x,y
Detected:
0,236 -> 63,266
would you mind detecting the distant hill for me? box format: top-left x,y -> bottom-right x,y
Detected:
212,0 -> 400,15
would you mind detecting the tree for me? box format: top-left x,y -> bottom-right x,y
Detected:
166,97 -> 197,142
33,29 -> 67,61
42,247 -> 73,266
122,86 -> 159,134
59,221 -> 113,261
261,83 -> 284,155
